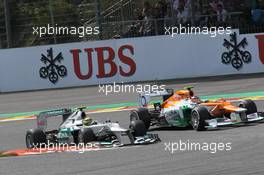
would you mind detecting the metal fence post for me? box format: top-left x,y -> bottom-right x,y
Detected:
154,19 -> 158,35
190,0 -> 194,25
49,0 -> 57,44
169,0 -> 176,25
95,0 -> 102,39
120,1 -> 125,34
4,0 -> 11,48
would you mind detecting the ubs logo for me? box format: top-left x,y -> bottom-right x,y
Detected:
221,32 -> 252,70
39,48 -> 67,84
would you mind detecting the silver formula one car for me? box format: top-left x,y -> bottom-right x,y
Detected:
25,108 -> 160,149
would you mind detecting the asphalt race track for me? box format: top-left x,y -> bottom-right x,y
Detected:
1,74 -> 264,175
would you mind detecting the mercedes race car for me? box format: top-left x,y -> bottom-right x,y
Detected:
129,86 -> 264,131
26,108 -> 160,149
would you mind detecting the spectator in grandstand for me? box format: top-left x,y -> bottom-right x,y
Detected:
154,0 -> 167,18
173,0 -> 191,24
209,0 -> 224,13
173,0 -> 180,15
192,1 -> 202,25
216,4 -> 228,23
176,3 -> 189,24
201,0 -> 226,26
200,5 -> 217,26
142,1 -> 153,18
239,0 -> 253,23
123,8 -> 144,38
251,0 -> 264,24
134,8 -> 144,21
140,1 -> 155,36
153,1 -> 167,35
133,8 -> 144,32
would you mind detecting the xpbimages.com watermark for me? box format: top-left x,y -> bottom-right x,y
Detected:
32,140 -> 101,154
164,140 -> 232,154
165,24 -> 232,38
32,24 -> 100,38
98,82 -> 166,96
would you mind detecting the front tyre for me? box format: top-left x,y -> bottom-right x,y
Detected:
130,108 -> 151,129
130,120 -> 147,137
239,100 -> 257,115
191,107 -> 210,131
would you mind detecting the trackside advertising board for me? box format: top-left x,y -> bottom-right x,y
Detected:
0,31 -> 263,92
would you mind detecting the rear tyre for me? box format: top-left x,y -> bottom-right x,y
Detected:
130,120 -> 147,137
239,100 -> 257,115
130,108 -> 151,129
26,129 -> 46,149
80,128 -> 96,144
191,107 -> 210,131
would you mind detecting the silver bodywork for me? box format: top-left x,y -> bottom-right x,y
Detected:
36,108 -> 159,146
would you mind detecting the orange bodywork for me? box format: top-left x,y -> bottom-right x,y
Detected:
161,90 -> 190,109
161,89 -> 241,117
200,100 -> 241,117
175,90 -> 192,98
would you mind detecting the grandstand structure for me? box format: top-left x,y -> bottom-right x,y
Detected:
0,0 -> 263,49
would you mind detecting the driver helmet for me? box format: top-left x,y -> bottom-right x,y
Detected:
83,116 -> 93,126
191,96 -> 201,103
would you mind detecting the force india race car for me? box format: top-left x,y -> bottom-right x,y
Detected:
25,108 -> 160,149
129,87 -> 264,131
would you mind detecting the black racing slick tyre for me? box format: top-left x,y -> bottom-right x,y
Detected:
130,108 -> 151,129
191,107 -> 210,131
25,129 -> 46,149
80,128 -> 96,144
239,100 -> 257,115
130,120 -> 147,137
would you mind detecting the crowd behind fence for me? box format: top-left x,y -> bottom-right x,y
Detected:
0,0 -> 263,49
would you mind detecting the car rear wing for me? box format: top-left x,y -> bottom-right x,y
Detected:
139,89 -> 174,107
37,108 -> 72,131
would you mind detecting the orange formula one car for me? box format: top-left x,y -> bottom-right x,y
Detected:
129,87 -> 264,131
